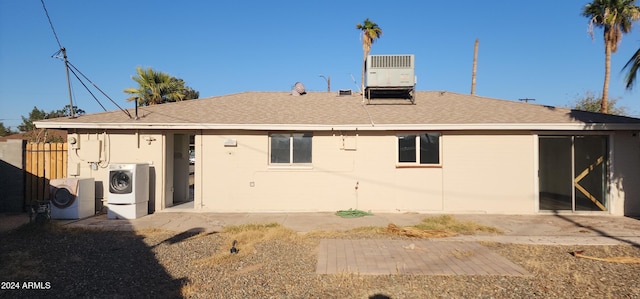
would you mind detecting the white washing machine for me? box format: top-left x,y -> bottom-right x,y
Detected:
49,178 -> 95,219
107,163 -> 149,219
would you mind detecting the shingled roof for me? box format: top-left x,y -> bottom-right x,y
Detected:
34,91 -> 640,131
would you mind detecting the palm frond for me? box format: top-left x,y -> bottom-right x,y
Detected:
583,0 -> 640,45
123,66 -> 199,106
623,47 -> 640,89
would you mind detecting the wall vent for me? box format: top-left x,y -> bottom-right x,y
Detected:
338,89 -> 352,96
369,55 -> 413,69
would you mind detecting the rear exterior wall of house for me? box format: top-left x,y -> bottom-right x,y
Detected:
67,129 -> 640,215
196,130 -> 537,214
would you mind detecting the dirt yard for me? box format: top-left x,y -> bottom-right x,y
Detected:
1,221 -> 639,298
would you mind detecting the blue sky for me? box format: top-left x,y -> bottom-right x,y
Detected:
2,0 -> 640,129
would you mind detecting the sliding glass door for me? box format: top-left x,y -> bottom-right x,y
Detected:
539,135 -> 608,212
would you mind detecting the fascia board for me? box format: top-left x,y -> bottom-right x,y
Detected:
34,122 -> 640,131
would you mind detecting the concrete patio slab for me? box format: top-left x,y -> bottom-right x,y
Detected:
316,239 -> 531,276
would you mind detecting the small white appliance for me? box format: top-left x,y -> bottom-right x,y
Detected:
107,163 -> 149,219
49,177 -> 95,219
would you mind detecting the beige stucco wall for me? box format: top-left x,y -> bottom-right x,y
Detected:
196,131 -> 374,212
67,128 -> 639,215
611,131 -> 640,216
441,132 -> 536,214
196,130 -> 537,213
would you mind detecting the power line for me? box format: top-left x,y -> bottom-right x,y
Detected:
66,62 -> 132,118
66,66 -> 107,112
39,0 -> 132,119
40,0 -> 75,117
40,0 -> 62,49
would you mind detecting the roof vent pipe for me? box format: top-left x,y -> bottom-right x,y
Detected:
134,98 -> 139,120
291,82 -> 306,96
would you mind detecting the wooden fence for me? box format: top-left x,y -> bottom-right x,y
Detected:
24,142 -> 67,204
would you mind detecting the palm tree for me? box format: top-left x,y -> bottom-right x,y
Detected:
583,0 -> 640,113
124,67 -> 197,106
356,18 -> 383,93
172,78 -> 200,99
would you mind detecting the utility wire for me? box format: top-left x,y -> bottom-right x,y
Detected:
67,62 -> 132,118
41,0 -> 76,117
40,0 -> 133,119
66,66 -> 107,112
40,0 -> 62,49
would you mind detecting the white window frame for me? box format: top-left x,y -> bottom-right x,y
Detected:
269,132 -> 313,167
396,132 -> 442,167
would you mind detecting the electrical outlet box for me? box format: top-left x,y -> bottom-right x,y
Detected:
342,136 -> 357,150
83,140 -> 102,162
68,162 -> 80,176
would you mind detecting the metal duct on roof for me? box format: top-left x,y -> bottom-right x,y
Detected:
292,82 -> 306,96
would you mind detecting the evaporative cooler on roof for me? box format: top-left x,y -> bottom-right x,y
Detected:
365,54 -> 415,103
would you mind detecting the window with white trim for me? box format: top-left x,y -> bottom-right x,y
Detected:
270,133 -> 312,164
397,133 -> 441,165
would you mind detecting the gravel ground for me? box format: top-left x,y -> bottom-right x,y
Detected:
1,223 -> 639,298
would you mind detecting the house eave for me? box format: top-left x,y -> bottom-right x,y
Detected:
34,122 -> 640,131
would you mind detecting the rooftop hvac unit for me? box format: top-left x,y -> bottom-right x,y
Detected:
365,54 -> 416,104
366,54 -> 415,88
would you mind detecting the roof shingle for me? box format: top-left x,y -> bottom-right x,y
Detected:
34,91 -> 640,130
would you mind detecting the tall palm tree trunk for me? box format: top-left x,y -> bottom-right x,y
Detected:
602,42 -> 611,114
361,51 -> 367,93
